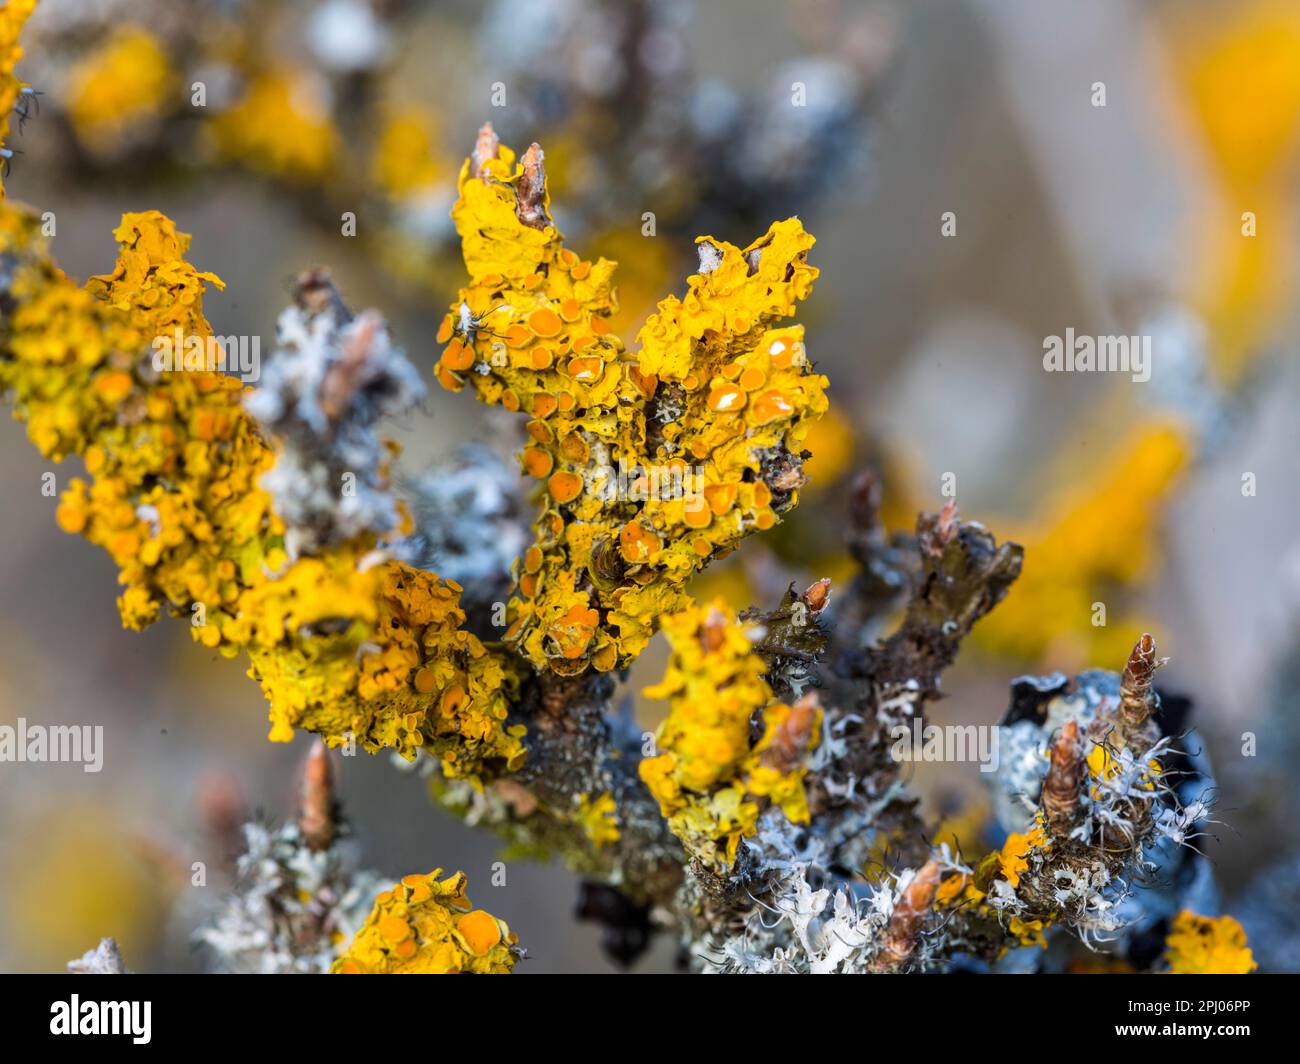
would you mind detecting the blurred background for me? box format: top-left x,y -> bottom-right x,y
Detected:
2,0 -> 1299,972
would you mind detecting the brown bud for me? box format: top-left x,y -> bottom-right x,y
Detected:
802,578 -> 832,616
515,142 -> 550,229
936,499 -> 958,544
491,779 -> 539,818
292,267 -> 344,318
115,392 -> 147,426
765,454 -> 807,494
198,770 -> 246,864
761,691 -> 821,773
1119,632 -> 1166,746
871,859 -> 943,971
918,500 -> 959,558
298,740 -> 336,851
589,537 -> 629,585
472,121 -> 500,178
320,310 -> 382,422
1041,720 -> 1084,834
849,468 -> 882,529
699,606 -> 729,653
847,468 -> 885,561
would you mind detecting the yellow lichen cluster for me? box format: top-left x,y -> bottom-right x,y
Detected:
436,135 -> 828,675
66,26 -> 173,154
936,820 -> 1055,950
1085,743 -> 1161,797
207,71 -> 340,183
1163,910 -> 1257,974
371,104 -> 446,200
0,0 -> 35,195
574,792 -> 620,849
247,561 -> 526,777
1165,0 -> 1300,383
638,601 -> 820,869
974,424 -> 1189,664
0,204 -> 520,782
996,821 -> 1050,890
332,870 -> 519,974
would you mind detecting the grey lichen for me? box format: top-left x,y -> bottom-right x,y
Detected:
68,937 -> 131,975
403,441 -> 529,624
244,269 -> 425,557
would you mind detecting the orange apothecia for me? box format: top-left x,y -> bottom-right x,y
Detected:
332,870 -> 519,974
435,126 -> 829,675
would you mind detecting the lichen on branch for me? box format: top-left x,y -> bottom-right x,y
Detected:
0,3 -> 1253,972
0,205 -> 521,782
436,125 -> 829,675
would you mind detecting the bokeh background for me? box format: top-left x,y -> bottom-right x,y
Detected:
2,0 -> 1299,973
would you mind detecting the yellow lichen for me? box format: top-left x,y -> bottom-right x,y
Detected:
0,205 -> 522,783
974,424 -> 1189,664
1007,916 -> 1049,949
331,870 -> 519,974
638,600 -> 820,870
0,0 -> 36,201
66,26 -> 173,154
207,70 -> 340,183
574,792 -> 620,849
371,104 -> 445,200
247,561 -> 527,778
997,821 -> 1049,890
1165,0 -> 1300,382
1085,743 -> 1161,797
436,133 -> 828,675
934,863 -> 1056,952
1163,910 -> 1257,974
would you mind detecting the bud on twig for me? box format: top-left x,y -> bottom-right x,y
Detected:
515,142 -> 550,229
472,121 -> 500,178
761,691 -> 822,774
802,578 -> 832,617
871,859 -> 942,971
320,310 -> 381,423
298,740 -> 336,852
1041,719 -> 1084,834
1119,632 -> 1166,747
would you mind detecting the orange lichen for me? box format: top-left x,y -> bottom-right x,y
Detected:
435,128 -> 828,675
997,821 -> 1049,889
332,870 -> 519,974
